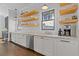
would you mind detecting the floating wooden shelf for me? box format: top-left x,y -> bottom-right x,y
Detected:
19,17 -> 38,22
21,24 -> 39,27
19,10 -> 39,17
60,5 -> 78,15
60,3 -> 70,6
59,19 -> 78,25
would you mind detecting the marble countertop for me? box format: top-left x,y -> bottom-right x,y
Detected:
11,32 -> 77,39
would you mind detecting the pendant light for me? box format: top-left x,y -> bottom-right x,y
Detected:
42,4 -> 48,10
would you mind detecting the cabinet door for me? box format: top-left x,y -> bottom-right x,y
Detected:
55,38 -> 79,56
42,37 -> 55,56
17,34 -> 26,47
34,36 -> 43,54
34,36 -> 55,56
11,33 -> 16,43
11,33 -> 26,47
15,34 -> 21,44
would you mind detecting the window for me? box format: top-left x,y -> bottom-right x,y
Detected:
42,9 -> 55,30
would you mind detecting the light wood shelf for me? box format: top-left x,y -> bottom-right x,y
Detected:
60,3 -> 70,6
60,5 -> 78,15
59,19 -> 78,25
19,10 -> 39,17
21,24 -> 39,27
19,17 -> 38,22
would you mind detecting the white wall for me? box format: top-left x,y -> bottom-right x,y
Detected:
0,3 -> 60,35
59,3 -> 78,37
8,19 -> 16,32
7,3 -> 79,36
16,3 -> 60,35
0,3 -> 32,17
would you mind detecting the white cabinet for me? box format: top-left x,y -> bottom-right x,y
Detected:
34,36 -> 55,56
55,38 -> 79,56
12,33 -> 79,56
34,36 -> 43,54
42,37 -> 55,56
17,34 -> 26,47
34,35 -> 79,56
11,33 -> 17,43
11,33 -> 27,47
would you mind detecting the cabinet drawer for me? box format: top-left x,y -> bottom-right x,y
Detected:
34,36 -> 55,56
16,34 -> 26,39
55,38 -> 79,56
34,36 -> 52,40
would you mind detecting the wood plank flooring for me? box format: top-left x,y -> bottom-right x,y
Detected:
0,39 -> 42,56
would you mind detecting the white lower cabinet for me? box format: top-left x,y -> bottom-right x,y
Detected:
34,36 -> 43,54
54,38 -> 79,56
34,36 -> 55,56
11,33 -> 27,47
34,36 -> 79,56
17,34 -> 26,47
11,33 -> 16,43
12,33 -> 79,56
42,37 -> 55,56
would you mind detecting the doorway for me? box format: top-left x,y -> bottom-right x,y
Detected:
0,16 -> 8,43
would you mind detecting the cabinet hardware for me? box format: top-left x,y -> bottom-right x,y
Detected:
60,40 -> 70,42
40,37 -> 49,40
40,37 -> 44,39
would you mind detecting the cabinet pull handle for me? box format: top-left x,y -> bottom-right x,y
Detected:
40,37 -> 44,39
60,40 -> 70,42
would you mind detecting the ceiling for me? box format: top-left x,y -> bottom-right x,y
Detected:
0,3 -> 58,17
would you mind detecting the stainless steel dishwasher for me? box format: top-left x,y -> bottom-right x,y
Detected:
29,36 -> 34,50
26,35 -> 34,50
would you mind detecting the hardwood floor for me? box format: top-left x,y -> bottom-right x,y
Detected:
0,39 -> 42,56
